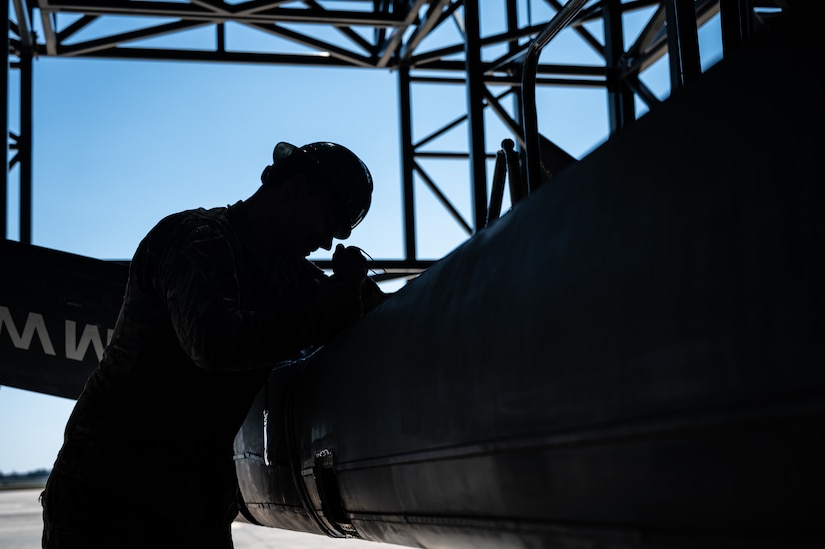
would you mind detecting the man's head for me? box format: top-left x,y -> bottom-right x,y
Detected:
253,141 -> 373,257
260,141 -> 372,239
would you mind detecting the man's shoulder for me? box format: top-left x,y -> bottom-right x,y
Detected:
135,207 -> 238,260
162,206 -> 227,224
152,206 -> 231,237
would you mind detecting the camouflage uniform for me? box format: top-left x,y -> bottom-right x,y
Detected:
42,201 -> 330,548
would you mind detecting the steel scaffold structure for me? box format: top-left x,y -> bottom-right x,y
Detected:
4,1 -> 791,279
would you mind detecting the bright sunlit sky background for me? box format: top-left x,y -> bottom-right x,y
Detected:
2,1 -> 723,478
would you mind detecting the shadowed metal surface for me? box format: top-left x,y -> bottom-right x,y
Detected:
236,5 -> 824,547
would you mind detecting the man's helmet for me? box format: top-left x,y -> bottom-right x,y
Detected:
265,141 -> 373,239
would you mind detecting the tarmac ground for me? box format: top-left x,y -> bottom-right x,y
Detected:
0,488 -> 403,549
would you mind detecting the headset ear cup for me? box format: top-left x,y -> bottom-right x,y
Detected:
260,165 -> 272,185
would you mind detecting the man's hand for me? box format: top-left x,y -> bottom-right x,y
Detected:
332,244 -> 367,282
332,244 -> 390,313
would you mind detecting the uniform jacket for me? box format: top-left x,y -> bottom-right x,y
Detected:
51,201 -> 329,526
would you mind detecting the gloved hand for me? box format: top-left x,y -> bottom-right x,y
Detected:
332,244 -> 367,282
332,244 -> 390,313
310,273 -> 364,343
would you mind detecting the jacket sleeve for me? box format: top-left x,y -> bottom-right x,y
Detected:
151,216 -> 320,371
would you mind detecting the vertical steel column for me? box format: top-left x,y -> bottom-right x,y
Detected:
603,0 -> 635,134
719,0 -> 751,58
664,0 -> 702,93
2,3 -> 8,239
505,0 -> 523,170
463,0 -> 487,233
19,48 -> 31,243
398,64 -> 417,261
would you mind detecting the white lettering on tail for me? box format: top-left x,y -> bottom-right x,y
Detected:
0,305 -> 57,356
65,320 -> 107,362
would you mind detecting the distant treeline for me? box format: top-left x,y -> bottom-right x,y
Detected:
0,468 -> 50,488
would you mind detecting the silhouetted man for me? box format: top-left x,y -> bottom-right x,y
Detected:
41,141 -> 385,548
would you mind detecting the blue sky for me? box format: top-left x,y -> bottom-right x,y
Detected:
2,3 -> 723,475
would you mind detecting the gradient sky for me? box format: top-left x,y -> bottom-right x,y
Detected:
2,2 -> 722,477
